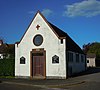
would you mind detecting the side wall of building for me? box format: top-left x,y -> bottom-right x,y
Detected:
68,51 -> 86,76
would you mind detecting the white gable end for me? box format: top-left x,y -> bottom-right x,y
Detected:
19,12 -> 58,47
15,12 -> 66,78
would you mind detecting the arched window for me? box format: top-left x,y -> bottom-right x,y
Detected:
20,56 -> 26,64
52,55 -> 59,63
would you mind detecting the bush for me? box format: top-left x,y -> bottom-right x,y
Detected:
0,58 -> 15,76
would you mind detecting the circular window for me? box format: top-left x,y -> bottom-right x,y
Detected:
33,34 -> 43,46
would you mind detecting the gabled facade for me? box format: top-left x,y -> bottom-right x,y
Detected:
87,53 -> 96,67
15,11 -> 86,79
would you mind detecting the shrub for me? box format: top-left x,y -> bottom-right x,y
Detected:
0,58 -> 15,76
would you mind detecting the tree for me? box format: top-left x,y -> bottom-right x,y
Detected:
83,42 -> 100,59
0,36 -> 5,44
0,37 -> 15,59
83,43 -> 91,53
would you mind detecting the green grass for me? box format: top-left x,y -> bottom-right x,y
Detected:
0,76 -> 15,78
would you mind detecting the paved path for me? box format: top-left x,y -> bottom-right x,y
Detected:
0,67 -> 100,90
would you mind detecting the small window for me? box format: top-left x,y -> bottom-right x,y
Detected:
76,54 -> 79,63
87,60 -> 89,63
61,39 -> 63,44
20,57 -> 25,64
81,55 -> 84,62
52,55 -> 59,63
33,34 -> 43,46
3,54 -> 6,59
68,52 -> 73,62
0,56 -> 1,59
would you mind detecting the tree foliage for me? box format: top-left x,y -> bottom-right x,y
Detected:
0,37 -> 5,43
0,37 -> 15,76
0,58 -> 15,76
83,42 -> 100,59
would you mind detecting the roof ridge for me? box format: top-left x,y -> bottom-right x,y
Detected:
48,22 -> 84,54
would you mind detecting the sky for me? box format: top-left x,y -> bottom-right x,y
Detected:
0,0 -> 100,48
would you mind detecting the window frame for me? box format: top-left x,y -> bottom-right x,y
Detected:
87,60 -> 89,63
33,34 -> 43,46
20,56 -> 26,64
60,39 -> 63,44
81,55 -> 84,62
52,55 -> 59,64
76,54 -> 79,63
68,52 -> 73,62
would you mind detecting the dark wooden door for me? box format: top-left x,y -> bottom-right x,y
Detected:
33,53 -> 45,78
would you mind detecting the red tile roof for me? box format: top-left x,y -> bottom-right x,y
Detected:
0,44 -> 14,53
87,53 -> 96,58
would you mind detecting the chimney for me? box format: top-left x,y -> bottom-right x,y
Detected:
0,40 -> 3,46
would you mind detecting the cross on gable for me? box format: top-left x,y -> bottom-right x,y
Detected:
36,25 -> 40,30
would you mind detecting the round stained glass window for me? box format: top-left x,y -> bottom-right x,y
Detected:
33,34 -> 43,46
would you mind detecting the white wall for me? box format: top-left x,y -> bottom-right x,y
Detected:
0,54 -> 3,59
87,58 -> 96,67
15,13 -> 66,78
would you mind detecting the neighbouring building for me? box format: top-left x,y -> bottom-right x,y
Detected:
15,11 -> 86,79
0,40 -> 14,59
87,53 -> 96,67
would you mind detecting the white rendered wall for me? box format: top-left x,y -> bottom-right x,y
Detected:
15,13 -> 66,78
87,58 -> 96,67
0,54 -> 3,59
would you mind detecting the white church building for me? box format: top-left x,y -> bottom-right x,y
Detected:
15,11 -> 86,79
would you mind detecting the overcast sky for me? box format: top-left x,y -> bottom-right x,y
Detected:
0,0 -> 100,48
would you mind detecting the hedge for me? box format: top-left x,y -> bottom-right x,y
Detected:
0,58 -> 15,76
